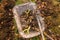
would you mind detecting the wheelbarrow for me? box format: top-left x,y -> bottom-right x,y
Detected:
13,2 -> 45,38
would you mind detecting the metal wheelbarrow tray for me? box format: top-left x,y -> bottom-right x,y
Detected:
13,2 -> 45,38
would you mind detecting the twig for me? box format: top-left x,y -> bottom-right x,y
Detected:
44,32 -> 54,40
36,14 -> 45,40
23,26 -> 30,34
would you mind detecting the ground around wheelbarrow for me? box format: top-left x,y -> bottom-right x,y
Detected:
0,0 -> 60,40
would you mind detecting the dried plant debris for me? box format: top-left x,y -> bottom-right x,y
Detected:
36,0 -> 60,40
0,0 -> 15,40
20,9 -> 40,34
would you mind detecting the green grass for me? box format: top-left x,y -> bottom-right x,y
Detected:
32,37 -> 40,40
16,0 -> 23,5
16,0 -> 35,5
